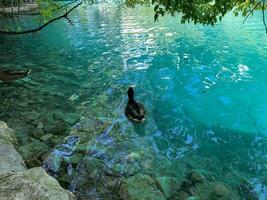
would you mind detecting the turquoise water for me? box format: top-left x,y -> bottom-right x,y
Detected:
0,3 -> 267,199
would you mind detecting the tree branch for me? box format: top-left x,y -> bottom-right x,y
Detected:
243,0 -> 263,23
262,0 -> 267,33
0,1 -> 82,35
65,16 -> 73,25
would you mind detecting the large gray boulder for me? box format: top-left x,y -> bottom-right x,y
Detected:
0,121 -> 17,145
0,167 -> 76,200
0,121 -> 76,200
0,121 -> 27,175
0,144 -> 27,175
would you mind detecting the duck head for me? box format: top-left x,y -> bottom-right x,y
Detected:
127,87 -> 135,102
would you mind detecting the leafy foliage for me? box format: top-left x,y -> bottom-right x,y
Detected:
124,0 -> 265,25
36,0 -> 59,21
0,0 -> 266,34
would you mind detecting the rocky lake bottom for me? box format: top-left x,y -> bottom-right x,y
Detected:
0,3 -> 267,200
0,77 -> 266,200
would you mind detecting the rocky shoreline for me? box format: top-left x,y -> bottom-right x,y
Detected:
0,121 -> 76,200
0,3 -> 38,13
0,119 -> 261,200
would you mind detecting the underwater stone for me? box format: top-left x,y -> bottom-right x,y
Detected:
189,170 -> 206,184
155,176 -> 182,199
26,111 -> 40,122
58,172 -> 76,189
44,120 -> 70,135
0,167 -> 76,200
18,101 -> 28,107
43,136 -> 80,177
75,143 -> 88,154
40,134 -> 54,142
212,182 -> 230,197
194,182 -> 238,200
177,191 -> 190,200
18,138 -> 50,161
125,152 -> 141,162
43,152 -> 63,177
71,157 -> 120,200
64,113 -> 81,126
69,153 -> 83,165
186,197 -> 200,200
53,110 -> 65,120
33,127 -> 44,138
119,174 -> 165,200
50,136 -> 65,145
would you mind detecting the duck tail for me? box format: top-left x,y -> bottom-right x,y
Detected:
127,87 -> 134,102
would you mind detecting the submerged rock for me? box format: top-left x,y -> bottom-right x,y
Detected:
119,174 -> 165,200
194,182 -> 240,200
53,110 -> 65,120
212,182 -> 230,197
238,180 -> 259,200
0,121 -> 76,200
43,136 -> 80,177
32,122 -> 45,138
40,134 -> 54,142
26,111 -> 40,122
155,176 -> 182,199
189,170 -> 206,184
0,167 -> 76,200
64,113 -> 81,126
18,138 -> 50,167
71,157 -> 120,200
41,115 -> 70,135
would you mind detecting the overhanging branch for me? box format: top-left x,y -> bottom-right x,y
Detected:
0,1 -> 82,35
262,0 -> 267,33
243,0 -> 263,23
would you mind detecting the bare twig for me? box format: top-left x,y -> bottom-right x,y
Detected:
243,0 -> 263,23
65,16 -> 73,25
262,0 -> 267,33
0,1 -> 82,35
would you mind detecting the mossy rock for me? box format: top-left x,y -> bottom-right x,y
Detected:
119,174 -> 165,200
18,138 -> 50,161
0,121 -> 17,145
64,113 -> 81,126
0,167 -> 76,200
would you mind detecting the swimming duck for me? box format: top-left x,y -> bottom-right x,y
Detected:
125,87 -> 146,122
0,69 -> 31,82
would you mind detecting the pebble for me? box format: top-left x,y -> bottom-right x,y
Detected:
64,113 -> 81,126
40,134 -> 53,142
212,182 -> 230,197
190,170 -> 206,183
186,197 -> 199,200
26,111 -> 40,122
177,191 -> 189,200
53,110 -> 64,120
32,127 -> 44,138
